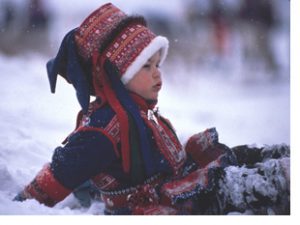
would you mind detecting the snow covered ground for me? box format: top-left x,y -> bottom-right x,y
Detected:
0,0 -> 295,222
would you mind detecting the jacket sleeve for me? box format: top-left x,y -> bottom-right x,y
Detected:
15,129 -> 118,207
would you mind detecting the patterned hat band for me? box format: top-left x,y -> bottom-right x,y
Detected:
104,23 -> 169,84
120,35 -> 168,84
74,3 -> 169,84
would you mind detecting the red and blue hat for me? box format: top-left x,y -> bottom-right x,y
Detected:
75,3 -> 169,85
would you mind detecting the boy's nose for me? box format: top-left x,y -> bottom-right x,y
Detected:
152,67 -> 161,79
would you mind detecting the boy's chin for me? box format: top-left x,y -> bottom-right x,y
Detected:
145,95 -> 158,103
148,95 -> 158,101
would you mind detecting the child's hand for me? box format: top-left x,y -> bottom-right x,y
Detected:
13,190 -> 29,202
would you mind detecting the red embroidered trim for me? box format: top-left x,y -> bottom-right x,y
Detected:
160,168 -> 209,199
75,3 -> 127,60
26,164 -> 71,206
92,173 -> 119,190
141,112 -> 186,174
104,23 -> 155,75
128,93 -> 186,174
104,115 -> 120,143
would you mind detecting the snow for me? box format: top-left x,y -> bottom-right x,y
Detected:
220,157 -> 289,211
0,0 -> 296,223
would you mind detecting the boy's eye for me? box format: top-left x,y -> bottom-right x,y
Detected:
143,63 -> 160,69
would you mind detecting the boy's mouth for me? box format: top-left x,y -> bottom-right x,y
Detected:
153,82 -> 162,91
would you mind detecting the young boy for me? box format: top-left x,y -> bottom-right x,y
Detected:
14,3 -> 289,215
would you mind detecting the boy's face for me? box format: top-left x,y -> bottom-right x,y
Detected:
125,51 -> 162,101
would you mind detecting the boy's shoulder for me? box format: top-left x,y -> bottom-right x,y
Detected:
63,104 -> 117,145
86,103 -> 116,128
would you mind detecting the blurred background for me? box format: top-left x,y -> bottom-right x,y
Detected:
0,0 -> 290,77
0,0 -> 290,146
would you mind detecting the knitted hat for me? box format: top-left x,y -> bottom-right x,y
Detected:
74,3 -> 169,84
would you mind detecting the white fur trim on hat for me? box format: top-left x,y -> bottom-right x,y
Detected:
121,36 -> 169,84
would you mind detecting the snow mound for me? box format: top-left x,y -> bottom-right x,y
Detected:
219,145 -> 290,215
